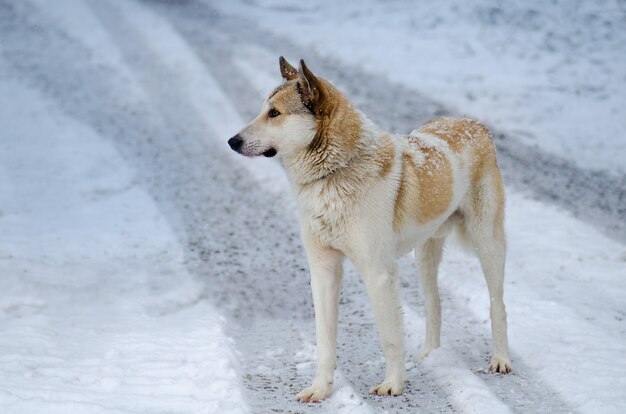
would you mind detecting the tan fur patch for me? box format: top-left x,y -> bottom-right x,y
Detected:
418,117 -> 490,154
393,142 -> 453,230
308,78 -> 361,157
376,135 -> 395,178
413,142 -> 453,223
418,117 -> 500,190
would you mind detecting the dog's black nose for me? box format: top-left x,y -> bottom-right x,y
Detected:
228,134 -> 243,152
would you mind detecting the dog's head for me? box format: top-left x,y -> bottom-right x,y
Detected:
228,57 -> 328,159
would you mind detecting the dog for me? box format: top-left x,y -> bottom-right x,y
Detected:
228,57 -> 511,402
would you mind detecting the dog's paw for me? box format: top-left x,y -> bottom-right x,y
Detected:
371,379 -> 404,396
488,356 -> 512,374
296,384 -> 332,403
419,347 -> 436,359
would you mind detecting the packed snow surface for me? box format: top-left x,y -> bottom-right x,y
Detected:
1,0 -> 625,413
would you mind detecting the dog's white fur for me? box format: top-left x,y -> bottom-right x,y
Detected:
229,58 -> 511,402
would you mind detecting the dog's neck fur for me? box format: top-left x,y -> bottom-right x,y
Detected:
282,80 -> 383,189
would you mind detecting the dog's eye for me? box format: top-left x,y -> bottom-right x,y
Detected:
268,108 -> 280,118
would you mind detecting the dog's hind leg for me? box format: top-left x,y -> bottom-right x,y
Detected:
415,237 -> 445,358
463,173 -> 512,373
475,223 -> 511,373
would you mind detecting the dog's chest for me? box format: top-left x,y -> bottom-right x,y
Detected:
299,184 -> 352,247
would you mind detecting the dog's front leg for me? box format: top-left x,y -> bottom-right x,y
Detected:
296,237 -> 344,403
360,263 -> 406,396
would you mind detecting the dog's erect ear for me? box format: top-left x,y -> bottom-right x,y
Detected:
298,59 -> 324,112
279,56 -> 298,81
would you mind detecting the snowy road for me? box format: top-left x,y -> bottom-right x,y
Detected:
1,0 -> 625,413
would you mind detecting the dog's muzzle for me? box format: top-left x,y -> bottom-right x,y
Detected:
228,134 -> 277,157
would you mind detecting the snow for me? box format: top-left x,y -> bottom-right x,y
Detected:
0,77 -> 247,413
420,348 -> 512,414
1,0 -> 625,413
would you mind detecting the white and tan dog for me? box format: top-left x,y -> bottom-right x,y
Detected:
228,57 -> 511,402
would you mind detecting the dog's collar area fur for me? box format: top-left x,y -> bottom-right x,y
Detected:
296,152 -> 359,186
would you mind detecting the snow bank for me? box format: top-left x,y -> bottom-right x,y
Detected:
0,80 -> 248,413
